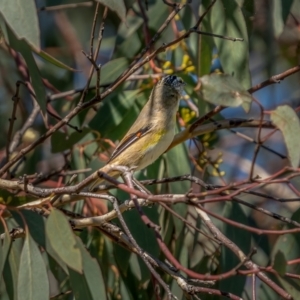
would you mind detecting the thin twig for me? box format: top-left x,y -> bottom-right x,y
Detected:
38,2 -> 93,11
192,29 -> 243,41
5,81 -> 22,169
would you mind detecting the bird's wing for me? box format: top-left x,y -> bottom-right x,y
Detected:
107,124 -> 152,163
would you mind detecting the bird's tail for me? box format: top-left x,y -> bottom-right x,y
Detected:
89,164 -> 120,192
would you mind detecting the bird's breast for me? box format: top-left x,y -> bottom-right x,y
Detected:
136,128 -> 174,170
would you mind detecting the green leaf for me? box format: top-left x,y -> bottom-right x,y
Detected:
200,73 -> 252,112
272,0 -> 294,37
3,238 -> 23,300
11,210 -> 45,247
206,0 -> 251,89
17,234 -> 49,300
51,127 -> 91,153
89,89 -> 142,138
0,0 -> 40,49
46,209 -> 82,273
119,277 -> 134,300
193,16 -> 213,77
0,225 -> 11,276
270,105 -> 300,168
31,47 -> 77,72
240,0 -> 255,40
147,0 -> 169,32
11,210 -> 68,273
259,282 -> 279,300
116,14 -> 143,59
271,227 -> 300,299
0,279 -> 9,300
68,266 -> 93,300
164,135 -> 191,237
117,14 -> 143,43
128,254 -> 142,281
159,206 -> 174,247
114,243 -> 131,275
116,30 -> 141,59
122,207 -> 160,258
7,27 -> 46,114
273,250 -> 287,276
47,254 -> 69,293
96,0 -> 126,21
97,57 -> 129,86
68,237 -> 107,300
72,147 -> 87,185
219,202 -> 250,295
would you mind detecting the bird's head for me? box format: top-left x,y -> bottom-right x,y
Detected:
159,75 -> 185,94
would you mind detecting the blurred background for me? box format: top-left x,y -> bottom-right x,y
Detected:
0,0 -> 300,299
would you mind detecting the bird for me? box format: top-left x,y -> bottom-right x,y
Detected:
89,75 -> 185,191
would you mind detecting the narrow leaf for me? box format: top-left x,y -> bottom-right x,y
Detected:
270,105 -> 300,168
0,0 -> 40,49
273,250 -> 287,276
97,57 -> 128,86
68,267 -> 93,300
220,202 -> 250,295
0,226 -> 11,276
165,135 -> 190,237
200,73 -> 252,112
3,238 -> 23,300
96,0 -> 126,21
206,0 -> 251,89
17,234 -> 49,300
46,209 -> 82,273
272,0 -> 293,37
11,209 -> 68,273
271,224 -> 300,298
76,237 -> 107,300
7,27 -> 46,113
51,127 -> 91,153
89,89 -> 141,137
11,210 -> 45,247
31,46 -> 77,72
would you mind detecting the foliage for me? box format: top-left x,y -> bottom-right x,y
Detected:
0,0 -> 300,299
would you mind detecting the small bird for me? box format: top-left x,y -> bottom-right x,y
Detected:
89,75 -> 185,191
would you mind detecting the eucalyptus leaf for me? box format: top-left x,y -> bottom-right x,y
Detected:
46,209 -> 82,273
272,0 -> 294,37
114,243 -> 131,275
271,228 -> 300,298
164,134 -> 190,237
95,58 -> 128,86
68,267 -> 93,300
7,26 -> 46,113
51,127 -> 91,153
31,46 -> 77,71
205,0 -> 251,89
270,105 -> 300,168
70,237 -> 107,300
273,250 -> 287,276
11,210 -> 45,248
11,210 -> 69,274
200,73 -> 252,112
96,0 -> 126,21
3,238 -> 23,300
89,89 -> 142,138
0,226 -> 11,277
0,0 -> 40,49
220,202 -> 250,296
17,234 -> 49,300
